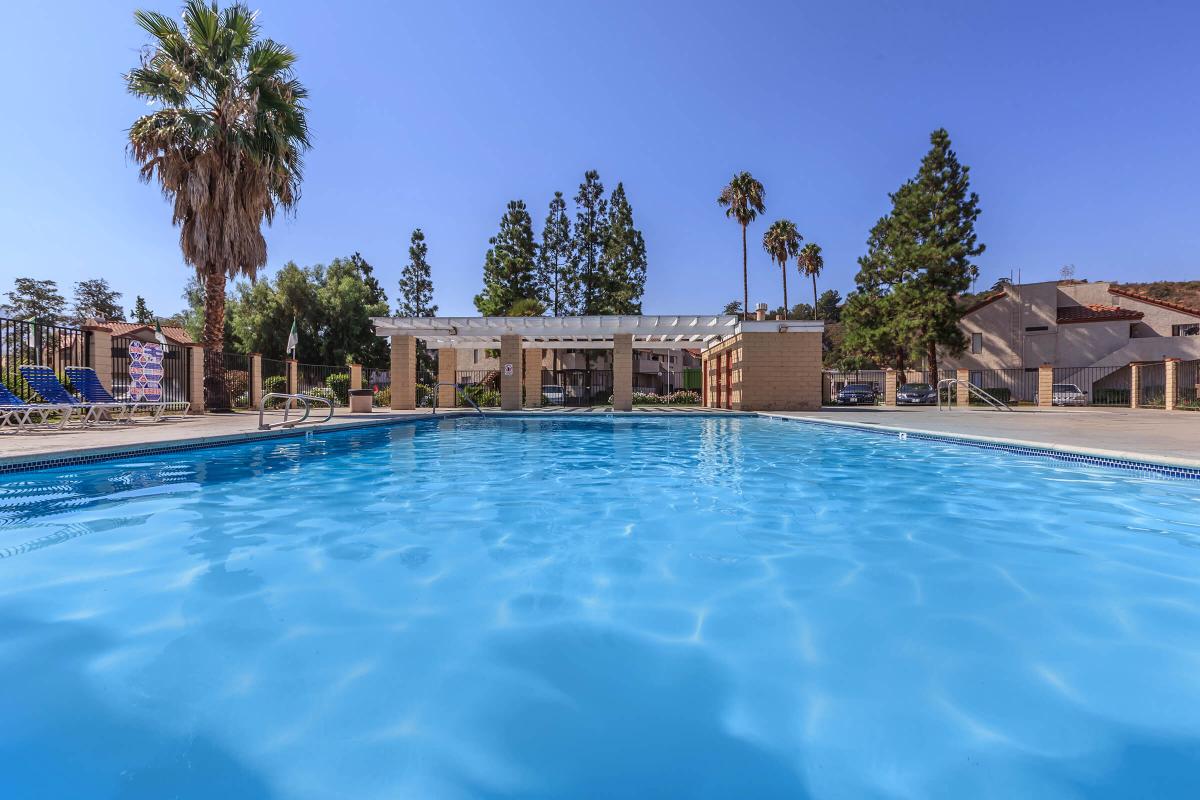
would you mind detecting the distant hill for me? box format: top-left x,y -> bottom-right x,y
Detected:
1113,280 -> 1200,310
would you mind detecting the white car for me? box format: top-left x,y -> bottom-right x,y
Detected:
541,384 -> 565,405
1034,383 -> 1088,406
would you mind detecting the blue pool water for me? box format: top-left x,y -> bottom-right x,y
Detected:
2,416 -> 1199,799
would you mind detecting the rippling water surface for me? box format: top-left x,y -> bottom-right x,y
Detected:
2,416 -> 1200,798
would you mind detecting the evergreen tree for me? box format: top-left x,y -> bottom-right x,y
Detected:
570,170 -> 609,314
131,295 -> 156,324
536,192 -> 574,315
599,182 -> 647,314
475,200 -> 539,316
814,289 -> 842,321
72,278 -> 125,323
723,300 -> 743,317
397,229 -> 438,317
2,278 -> 67,323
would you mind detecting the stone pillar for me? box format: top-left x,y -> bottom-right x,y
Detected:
287,359 -> 298,395
188,344 -> 205,413
1037,364 -> 1053,408
956,368 -> 971,408
500,334 -> 522,411
349,363 -> 363,391
523,347 -> 543,407
884,368 -> 897,406
390,335 -> 416,410
249,353 -> 263,409
1130,363 -> 1141,409
436,348 -> 457,408
84,325 -> 114,392
612,333 -> 633,411
1165,359 -> 1178,411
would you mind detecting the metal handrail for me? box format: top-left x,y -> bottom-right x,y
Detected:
936,379 -> 1014,411
258,392 -> 336,430
432,382 -> 484,415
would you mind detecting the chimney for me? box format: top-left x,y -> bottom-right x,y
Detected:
755,303 -> 767,322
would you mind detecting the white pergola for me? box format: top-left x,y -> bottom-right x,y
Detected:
370,314 -> 822,349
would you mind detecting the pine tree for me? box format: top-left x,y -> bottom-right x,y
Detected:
397,229 -> 438,317
72,278 -> 125,323
570,170 -> 609,315
475,200 -> 539,316
600,182 -> 647,314
536,192 -> 574,315
131,295 -> 156,324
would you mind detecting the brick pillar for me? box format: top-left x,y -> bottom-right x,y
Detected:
884,368 -> 897,406
287,359 -> 298,395
523,347 -> 543,407
1037,364 -> 1053,408
1165,359 -> 1178,411
612,333 -> 633,411
956,368 -> 971,408
349,363 -> 363,391
436,348 -> 457,408
188,344 -> 205,413
390,335 -> 416,410
500,334 -> 522,410
702,355 -> 709,407
249,353 -> 263,409
1130,363 -> 1141,409
84,325 -> 114,392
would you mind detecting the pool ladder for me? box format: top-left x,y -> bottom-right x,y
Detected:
936,379 -> 1013,411
258,393 -> 336,430
431,383 -> 484,415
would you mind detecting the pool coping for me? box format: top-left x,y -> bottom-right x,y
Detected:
1,409 -> 1197,480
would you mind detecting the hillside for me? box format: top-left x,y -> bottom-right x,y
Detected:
1112,280 -> 1200,310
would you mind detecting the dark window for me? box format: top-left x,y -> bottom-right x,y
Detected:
1025,325 -> 1049,332
970,332 -> 983,354
1172,323 -> 1200,337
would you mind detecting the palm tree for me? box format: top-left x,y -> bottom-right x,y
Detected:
798,243 -> 824,318
762,220 -> 802,319
717,172 -> 765,320
126,1 -> 310,409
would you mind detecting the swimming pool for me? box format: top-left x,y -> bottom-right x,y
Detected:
2,415 -> 1199,798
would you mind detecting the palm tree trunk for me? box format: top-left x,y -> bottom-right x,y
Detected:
741,223 -> 748,320
202,266 -> 229,411
782,265 -> 788,320
812,274 -> 818,319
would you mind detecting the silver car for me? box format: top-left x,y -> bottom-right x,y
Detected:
1034,383 -> 1088,406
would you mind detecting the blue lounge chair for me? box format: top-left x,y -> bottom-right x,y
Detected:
18,365 -> 125,425
65,366 -> 167,422
0,382 -> 73,430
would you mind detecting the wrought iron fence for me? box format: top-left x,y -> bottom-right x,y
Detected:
1177,360 -> 1199,410
456,369 -> 501,407
296,362 -> 352,406
363,364 -> 392,406
1053,366 -> 1131,406
1,317 -> 91,401
965,368 -> 1039,405
1138,362 -> 1166,409
541,369 -> 612,407
822,370 -> 886,404
260,357 -> 288,406
111,335 -> 191,404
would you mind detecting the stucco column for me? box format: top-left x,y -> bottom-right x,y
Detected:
82,325 -> 114,392
500,334 -> 522,410
1164,359 -> 1178,411
884,368 -> 897,406
956,368 -> 971,408
436,348 -> 457,408
249,353 -> 263,409
523,347 -> 543,407
1037,364 -> 1053,408
286,359 -> 298,396
390,334 -> 416,410
188,344 -> 205,413
349,363 -> 363,391
612,333 -> 633,411
1130,363 -> 1141,409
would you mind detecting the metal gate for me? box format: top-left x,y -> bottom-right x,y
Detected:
542,369 -> 612,407
111,335 -> 192,404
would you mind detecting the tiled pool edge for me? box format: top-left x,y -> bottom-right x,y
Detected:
765,413 -> 1200,480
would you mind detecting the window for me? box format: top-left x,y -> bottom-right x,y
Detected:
970,332 -> 983,354
1173,323 -> 1200,337
1024,325 -> 1049,332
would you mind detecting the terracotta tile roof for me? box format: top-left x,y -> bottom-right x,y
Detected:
1108,286 -> 1200,318
1056,304 -> 1144,324
98,320 -> 196,344
961,291 -> 1007,315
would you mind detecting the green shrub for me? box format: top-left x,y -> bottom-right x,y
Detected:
416,384 -> 433,406
373,387 -> 391,407
224,369 -> 250,407
325,372 -> 351,405
666,389 -> 702,405
263,374 -> 288,408
462,384 -> 500,407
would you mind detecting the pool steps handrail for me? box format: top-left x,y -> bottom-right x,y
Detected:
258,392 -> 335,430
936,379 -> 1013,412
431,383 -> 484,415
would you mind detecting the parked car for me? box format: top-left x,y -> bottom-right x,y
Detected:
896,382 -> 937,405
541,384 -> 565,405
1033,383 -> 1088,406
835,383 -> 879,405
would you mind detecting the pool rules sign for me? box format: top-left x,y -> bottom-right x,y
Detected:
128,340 -> 165,402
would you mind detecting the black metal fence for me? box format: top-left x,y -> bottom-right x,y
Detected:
542,368 -> 612,407
111,335 -> 191,404
1138,362 -> 1166,409
1053,366 -> 1131,406
260,357 -> 288,402
1,317 -> 91,401
1178,360 -> 1199,410
297,362 -> 352,406
363,364 -> 391,406
455,369 -> 501,407
966,368 -> 1039,405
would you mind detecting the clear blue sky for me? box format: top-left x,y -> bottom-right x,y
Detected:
2,1 -> 1198,319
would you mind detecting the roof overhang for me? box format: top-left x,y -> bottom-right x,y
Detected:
370,315 -> 823,349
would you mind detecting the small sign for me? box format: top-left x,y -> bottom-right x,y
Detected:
128,340 -> 165,402
503,363 -> 514,377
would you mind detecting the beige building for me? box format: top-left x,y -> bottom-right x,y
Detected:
945,280 -> 1200,371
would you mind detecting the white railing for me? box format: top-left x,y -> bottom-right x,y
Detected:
936,379 -> 1013,412
257,393 -> 335,430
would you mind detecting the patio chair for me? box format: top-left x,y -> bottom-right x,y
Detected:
65,366 -> 166,422
18,365 -> 125,425
0,382 -> 73,430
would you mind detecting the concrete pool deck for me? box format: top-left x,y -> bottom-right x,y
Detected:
0,405 -> 1197,472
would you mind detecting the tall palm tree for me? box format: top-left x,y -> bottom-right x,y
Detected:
717,172 -> 765,319
126,1 -> 310,409
798,242 -> 824,319
762,220 -> 802,319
